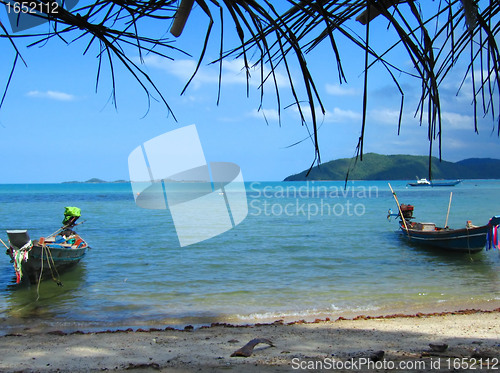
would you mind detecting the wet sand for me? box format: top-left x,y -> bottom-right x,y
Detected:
1,308 -> 499,372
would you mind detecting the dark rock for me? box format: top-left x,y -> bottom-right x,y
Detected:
429,343 -> 448,352
369,350 -> 385,362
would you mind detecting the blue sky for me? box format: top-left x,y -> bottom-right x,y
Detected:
0,2 -> 498,183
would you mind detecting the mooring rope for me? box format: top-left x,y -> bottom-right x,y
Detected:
35,243 -> 44,301
45,244 -> 63,286
465,227 -> 474,261
35,242 -> 63,301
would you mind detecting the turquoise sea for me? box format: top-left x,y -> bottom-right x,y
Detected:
0,180 -> 499,334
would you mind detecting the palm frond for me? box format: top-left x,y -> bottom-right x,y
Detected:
0,0 -> 498,173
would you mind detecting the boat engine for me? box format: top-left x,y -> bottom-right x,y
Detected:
399,204 -> 414,220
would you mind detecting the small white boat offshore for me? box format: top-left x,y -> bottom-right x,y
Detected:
407,177 -> 462,187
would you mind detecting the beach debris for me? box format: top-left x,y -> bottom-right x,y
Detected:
369,350 -> 385,362
348,350 -> 385,363
125,362 -> 160,370
429,343 -> 448,352
471,347 -> 498,359
47,330 -> 67,336
230,338 -> 274,357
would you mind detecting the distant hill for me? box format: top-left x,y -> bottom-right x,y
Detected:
284,153 -> 500,181
63,178 -> 128,184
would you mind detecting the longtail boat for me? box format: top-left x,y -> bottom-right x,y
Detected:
388,184 -> 500,253
3,207 -> 89,284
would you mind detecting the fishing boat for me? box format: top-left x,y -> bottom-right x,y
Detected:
388,184 -> 500,253
3,207 -> 89,284
407,178 -> 462,187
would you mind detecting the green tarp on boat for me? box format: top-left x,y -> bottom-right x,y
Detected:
62,206 -> 81,225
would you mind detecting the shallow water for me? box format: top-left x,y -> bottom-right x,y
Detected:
0,180 -> 499,333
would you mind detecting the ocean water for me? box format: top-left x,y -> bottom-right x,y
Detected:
0,180 -> 499,333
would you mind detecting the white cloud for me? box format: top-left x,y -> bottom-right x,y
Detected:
368,107 -> 474,131
27,90 -> 76,101
441,111 -> 474,130
325,107 -> 361,122
441,68 -> 498,105
325,83 -> 358,96
369,108 -> 403,125
291,104 -> 361,124
248,105 -> 360,124
142,56 -> 203,84
142,55 -> 289,90
443,137 -> 468,150
249,108 -> 280,121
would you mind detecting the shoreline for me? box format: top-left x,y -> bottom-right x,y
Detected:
1,307 -> 499,372
1,299 -> 499,337
6,306 -> 499,335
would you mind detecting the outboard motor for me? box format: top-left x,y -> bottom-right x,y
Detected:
399,204 -> 414,220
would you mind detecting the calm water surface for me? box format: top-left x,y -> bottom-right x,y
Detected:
0,180 -> 499,333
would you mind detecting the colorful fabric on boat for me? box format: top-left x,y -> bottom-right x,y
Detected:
13,241 -> 31,283
486,219 -> 500,251
494,225 -> 499,250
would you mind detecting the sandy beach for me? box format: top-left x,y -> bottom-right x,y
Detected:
1,307 -> 499,372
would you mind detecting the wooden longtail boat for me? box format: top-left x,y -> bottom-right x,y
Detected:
3,207 -> 89,284
396,205 -> 499,253
388,184 -> 500,253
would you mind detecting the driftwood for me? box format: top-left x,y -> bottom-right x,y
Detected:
230,338 -> 274,357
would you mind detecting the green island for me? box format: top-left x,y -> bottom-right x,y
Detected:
63,178 -> 129,184
284,153 -> 500,181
